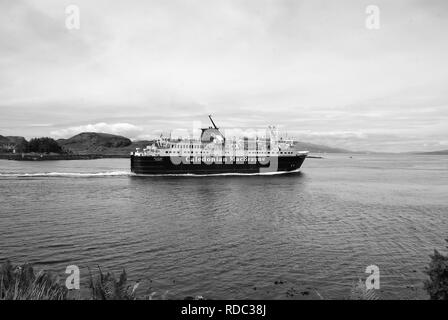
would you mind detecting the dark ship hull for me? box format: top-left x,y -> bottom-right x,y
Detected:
131,154 -> 307,175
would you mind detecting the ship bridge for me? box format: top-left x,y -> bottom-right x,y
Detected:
200,115 -> 226,144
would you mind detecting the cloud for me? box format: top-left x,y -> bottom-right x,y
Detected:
51,122 -> 143,139
29,123 -> 54,127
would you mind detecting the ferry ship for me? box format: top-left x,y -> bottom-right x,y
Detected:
130,116 -> 308,175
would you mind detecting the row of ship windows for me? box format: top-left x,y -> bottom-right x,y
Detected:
162,151 -> 294,155
172,145 -> 201,148
170,145 -> 270,149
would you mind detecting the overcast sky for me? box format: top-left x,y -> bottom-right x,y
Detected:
0,0 -> 447,152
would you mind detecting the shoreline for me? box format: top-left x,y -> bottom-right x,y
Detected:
0,153 -> 129,161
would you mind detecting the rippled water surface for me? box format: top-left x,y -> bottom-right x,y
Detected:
1,154 -> 447,299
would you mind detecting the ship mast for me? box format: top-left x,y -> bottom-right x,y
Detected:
208,114 -> 218,130
208,114 -> 226,142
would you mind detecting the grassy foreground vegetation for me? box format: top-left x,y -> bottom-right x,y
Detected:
424,238 -> 448,300
0,261 -> 204,300
0,261 -> 141,300
0,261 -> 67,300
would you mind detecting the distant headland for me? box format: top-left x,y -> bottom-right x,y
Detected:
0,132 -> 152,161
1,132 -> 447,160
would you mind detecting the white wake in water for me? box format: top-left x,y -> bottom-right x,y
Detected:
134,169 -> 301,177
0,169 -> 301,178
0,171 -> 132,178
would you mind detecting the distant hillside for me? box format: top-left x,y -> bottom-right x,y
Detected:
0,135 -> 8,145
292,141 -> 351,153
58,132 -> 132,154
414,150 -> 448,155
0,135 -> 27,145
5,136 -> 27,145
57,132 -> 154,155
0,135 -> 28,152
